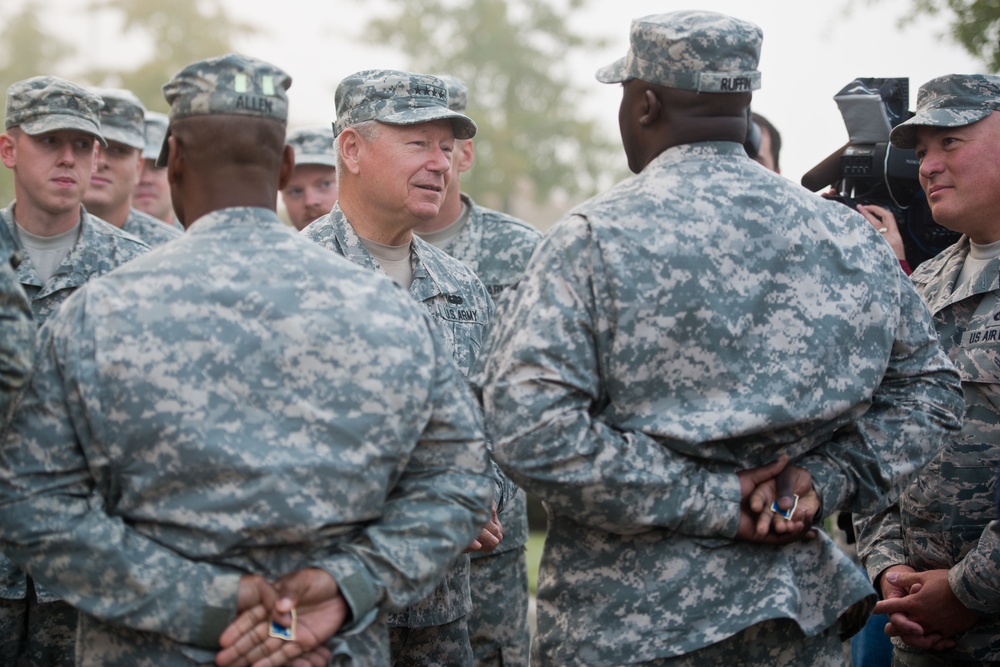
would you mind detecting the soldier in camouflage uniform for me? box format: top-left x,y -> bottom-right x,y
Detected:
0,249 -> 33,433
281,126 -> 339,230
0,74 -> 151,667
84,88 -> 183,246
134,110 -> 180,228
479,11 -> 966,667
413,74 -> 538,667
0,53 -> 494,667
854,74 -> 1000,667
302,69 -> 500,667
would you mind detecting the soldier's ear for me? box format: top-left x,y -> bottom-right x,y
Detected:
166,134 -> 183,187
0,131 -> 17,169
338,129 -> 363,176
638,89 -> 662,127
455,139 -> 475,174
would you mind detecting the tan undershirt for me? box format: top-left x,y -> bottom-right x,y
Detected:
358,236 -> 413,290
16,222 -> 81,284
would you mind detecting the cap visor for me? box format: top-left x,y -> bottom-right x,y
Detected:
595,57 -> 630,84
19,117 -> 107,147
100,127 -> 145,151
155,128 -> 171,168
378,107 -> 477,140
889,107 -> 993,148
294,154 -> 338,168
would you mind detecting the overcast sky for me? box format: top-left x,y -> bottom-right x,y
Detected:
49,0 -> 984,187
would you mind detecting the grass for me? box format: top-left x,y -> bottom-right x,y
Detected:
526,531 -> 545,595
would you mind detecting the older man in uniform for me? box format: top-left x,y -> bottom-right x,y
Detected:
0,53 -> 493,667
479,11 -> 965,667
855,74 -> 1000,667
0,75 -> 151,667
84,88 -> 182,247
303,69 -> 499,667
413,74 -> 539,667
281,126 -> 339,230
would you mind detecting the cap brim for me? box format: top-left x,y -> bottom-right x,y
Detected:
293,154 -> 338,168
595,56 -> 630,84
890,107 -> 994,148
155,128 -> 171,168
18,117 -> 107,147
100,127 -> 145,151
376,107 -> 477,140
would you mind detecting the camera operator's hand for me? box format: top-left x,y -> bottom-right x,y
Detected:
857,204 -> 906,263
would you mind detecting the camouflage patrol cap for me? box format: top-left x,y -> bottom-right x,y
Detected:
889,74 -> 1000,149
596,11 -> 762,94
334,69 -> 476,139
286,126 -> 337,168
91,87 -> 146,150
5,75 -> 106,146
157,53 -> 292,166
435,75 -> 468,113
142,111 -> 168,160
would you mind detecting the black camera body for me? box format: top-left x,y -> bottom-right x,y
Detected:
808,77 -> 959,268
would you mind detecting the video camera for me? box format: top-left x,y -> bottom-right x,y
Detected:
802,77 -> 959,268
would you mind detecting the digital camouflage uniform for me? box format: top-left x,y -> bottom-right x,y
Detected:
286,126 -> 337,169
303,206 -> 496,666
424,192 -> 540,667
421,74 -> 539,667
0,247 -> 33,432
0,204 -> 151,324
120,207 -> 183,247
855,74 -> 1000,665
307,68 -> 493,667
0,53 -> 494,667
479,12 -> 965,666
88,88 -> 183,248
0,75 -> 151,667
858,236 -> 1000,664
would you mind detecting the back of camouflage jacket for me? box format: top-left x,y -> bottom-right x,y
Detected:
481,142 -> 964,664
0,208 -> 493,664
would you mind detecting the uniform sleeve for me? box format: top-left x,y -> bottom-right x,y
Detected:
853,503 -> 906,591
0,300 -> 242,650
0,254 -> 35,431
314,315 -> 494,621
798,275 -> 963,520
481,217 -> 742,538
949,520 -> 1000,614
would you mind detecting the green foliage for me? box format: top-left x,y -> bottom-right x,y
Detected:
360,0 -> 622,210
0,2 -> 76,205
83,0 -> 257,111
869,0 -> 1000,71
527,530 -> 545,595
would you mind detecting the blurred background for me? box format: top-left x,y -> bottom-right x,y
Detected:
0,0 -> 990,229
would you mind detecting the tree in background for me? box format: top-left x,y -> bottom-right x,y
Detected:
361,0 -> 622,211
84,0 -> 257,111
871,0 -> 1000,72
0,0 -> 251,204
0,2 -> 76,204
